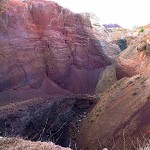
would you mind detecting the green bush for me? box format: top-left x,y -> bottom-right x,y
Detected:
140,27 -> 144,33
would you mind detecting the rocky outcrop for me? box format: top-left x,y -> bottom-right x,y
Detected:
116,34 -> 150,76
0,0 -> 121,101
137,35 -> 150,55
0,137 -> 71,150
107,28 -> 140,52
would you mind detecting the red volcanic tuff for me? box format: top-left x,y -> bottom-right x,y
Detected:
0,0 -> 116,101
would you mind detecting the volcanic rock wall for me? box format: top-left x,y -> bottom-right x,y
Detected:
0,0 -> 117,97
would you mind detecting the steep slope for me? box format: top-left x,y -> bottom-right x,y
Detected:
77,72 -> 150,150
0,0 -> 121,103
76,31 -> 150,150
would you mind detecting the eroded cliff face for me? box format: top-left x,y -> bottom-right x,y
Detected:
0,0 -> 121,100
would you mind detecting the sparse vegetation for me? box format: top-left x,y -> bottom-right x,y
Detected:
140,27 -> 144,33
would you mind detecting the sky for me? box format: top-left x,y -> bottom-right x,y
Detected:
51,0 -> 150,28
